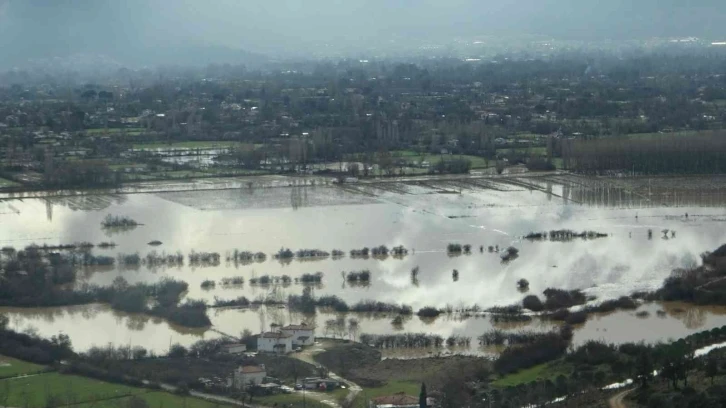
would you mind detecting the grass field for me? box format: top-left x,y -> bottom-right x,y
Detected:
0,355 -> 46,379
350,380 -> 421,408
497,147 -> 547,156
256,392 -> 341,408
491,362 -> 572,388
0,372 -> 144,408
394,150 -> 491,169
86,128 -> 146,135
0,372 -> 233,408
132,141 -> 242,150
0,178 -> 19,188
72,392 -> 233,408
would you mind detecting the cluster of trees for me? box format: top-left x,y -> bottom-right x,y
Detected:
346,270 -> 371,283
567,132 -> 726,174
45,160 -> 121,188
0,246 -> 97,307
359,333 -> 452,349
654,244 -> 726,305
494,326 -> 573,375
0,316 -> 73,365
447,243 -> 472,254
188,251 -> 221,266
288,287 -> 412,315
477,330 -> 550,347
228,250 -> 266,263
524,229 -> 608,241
101,214 -> 138,228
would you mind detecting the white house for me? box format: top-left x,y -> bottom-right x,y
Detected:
232,365 -> 266,389
221,343 -> 247,355
281,323 -> 316,347
257,331 -> 293,353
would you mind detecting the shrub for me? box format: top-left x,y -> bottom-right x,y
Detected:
522,295 -> 544,312
417,307 -> 441,318
543,288 -> 586,310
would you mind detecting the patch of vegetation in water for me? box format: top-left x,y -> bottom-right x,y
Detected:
346,270 -> 371,283
288,287 -> 411,315
188,251 -> 220,266
524,230 -> 609,241
228,250 -> 267,264
446,243 -> 472,254
101,214 -> 139,229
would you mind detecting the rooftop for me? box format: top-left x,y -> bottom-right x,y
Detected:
282,323 -> 315,331
372,394 -> 418,406
238,365 -> 266,374
222,343 -> 246,349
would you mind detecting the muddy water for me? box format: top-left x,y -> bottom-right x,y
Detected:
1,174 -> 726,353
2,301 -> 726,356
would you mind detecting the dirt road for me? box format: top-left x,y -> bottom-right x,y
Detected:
292,341 -> 363,408
609,389 -> 634,408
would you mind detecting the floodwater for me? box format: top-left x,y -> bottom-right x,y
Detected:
1,173 -> 726,354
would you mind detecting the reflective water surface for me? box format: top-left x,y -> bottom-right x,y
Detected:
1,174 -> 725,353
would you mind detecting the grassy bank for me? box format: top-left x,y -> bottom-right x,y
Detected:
0,178 -> 19,188
0,355 -> 46,378
491,361 -> 572,388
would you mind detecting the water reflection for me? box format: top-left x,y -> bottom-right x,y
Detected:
2,175 -> 726,353
1,301 -> 725,356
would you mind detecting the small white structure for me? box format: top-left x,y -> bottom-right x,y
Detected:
257,331 -> 293,353
221,343 -> 247,354
281,323 -> 316,347
232,365 -> 267,389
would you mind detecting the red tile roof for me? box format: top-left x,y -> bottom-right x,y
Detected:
371,394 -> 418,405
282,323 -> 315,330
239,365 -> 266,374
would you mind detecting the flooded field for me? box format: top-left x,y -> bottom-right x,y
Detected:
3,301 -> 726,358
1,173 -> 726,353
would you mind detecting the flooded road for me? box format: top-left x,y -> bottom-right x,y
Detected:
1,173 -> 726,353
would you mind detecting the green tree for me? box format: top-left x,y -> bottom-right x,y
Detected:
706,355 -> 719,385
635,351 -> 654,388
419,382 -> 428,408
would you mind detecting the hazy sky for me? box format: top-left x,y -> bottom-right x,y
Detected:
1,0 -> 725,66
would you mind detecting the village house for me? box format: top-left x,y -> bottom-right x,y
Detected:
281,323 -> 316,347
220,343 -> 247,354
231,365 -> 266,389
257,331 -> 293,353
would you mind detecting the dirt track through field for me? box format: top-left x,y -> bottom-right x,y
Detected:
608,388 -> 634,408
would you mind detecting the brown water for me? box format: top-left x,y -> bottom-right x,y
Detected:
2,302 -> 726,357
1,173 -> 726,353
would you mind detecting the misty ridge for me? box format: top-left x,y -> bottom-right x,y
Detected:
1,0 -> 726,69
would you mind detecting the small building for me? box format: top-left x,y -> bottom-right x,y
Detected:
221,343 -> 247,354
369,394 -> 419,408
257,331 -> 293,353
281,323 -> 316,347
232,365 -> 267,389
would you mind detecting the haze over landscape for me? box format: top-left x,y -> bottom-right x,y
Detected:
2,0 -> 726,67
